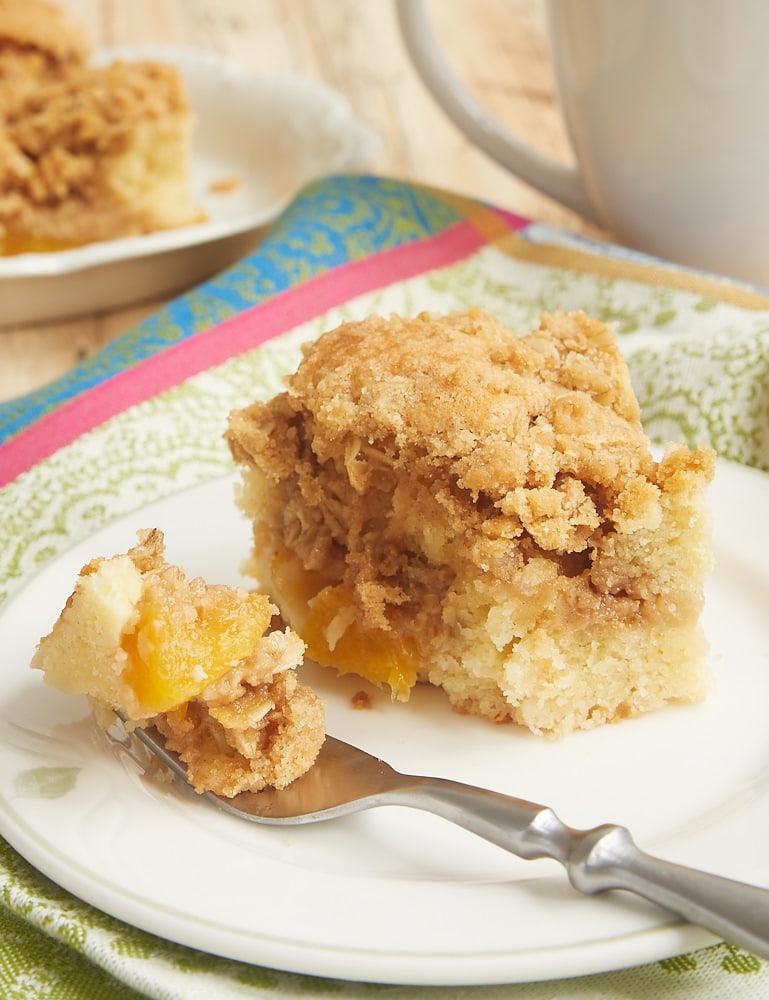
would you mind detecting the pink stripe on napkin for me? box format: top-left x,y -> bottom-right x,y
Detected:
1,211 -> 523,488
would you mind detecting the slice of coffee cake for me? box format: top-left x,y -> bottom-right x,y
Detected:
0,0 -> 198,254
227,309 -> 714,737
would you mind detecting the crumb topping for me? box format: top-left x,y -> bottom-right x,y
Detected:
229,310 -> 714,628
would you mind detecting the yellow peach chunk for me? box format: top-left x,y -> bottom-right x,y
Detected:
302,584 -> 419,701
268,548 -> 418,699
121,589 -> 273,714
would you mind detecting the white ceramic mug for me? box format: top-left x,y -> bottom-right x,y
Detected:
397,0 -> 769,288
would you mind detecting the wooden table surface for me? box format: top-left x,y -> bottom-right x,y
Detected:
0,0 -> 605,403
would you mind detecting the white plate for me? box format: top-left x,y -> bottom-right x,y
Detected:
1,459 -> 768,986
0,45 -> 379,326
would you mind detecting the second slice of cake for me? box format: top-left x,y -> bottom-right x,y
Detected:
227,309 -> 715,737
0,0 -> 199,254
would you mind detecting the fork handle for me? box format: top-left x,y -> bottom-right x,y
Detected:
405,777 -> 769,960
567,823 -> 769,959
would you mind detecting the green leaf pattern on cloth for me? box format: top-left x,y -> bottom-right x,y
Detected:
1,244 -> 768,998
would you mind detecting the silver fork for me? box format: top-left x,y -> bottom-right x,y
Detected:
125,721 -> 769,960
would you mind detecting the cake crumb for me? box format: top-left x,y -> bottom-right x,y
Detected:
351,689 -> 372,710
209,175 -> 242,194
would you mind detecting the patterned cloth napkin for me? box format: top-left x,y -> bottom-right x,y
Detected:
1,175 -> 769,1000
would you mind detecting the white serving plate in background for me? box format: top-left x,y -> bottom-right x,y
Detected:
0,45 -> 380,326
